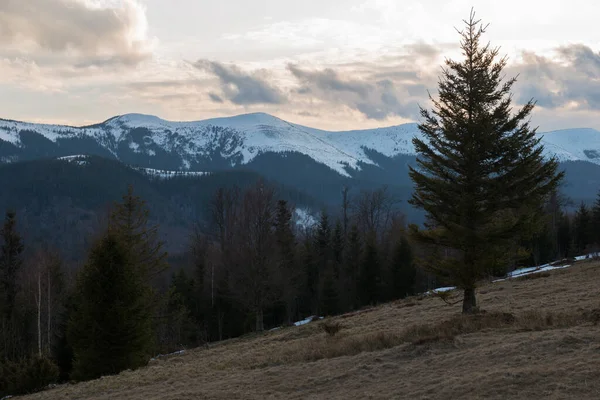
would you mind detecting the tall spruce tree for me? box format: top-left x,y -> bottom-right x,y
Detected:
108,185 -> 168,281
343,224 -> 362,310
591,190 -> 600,251
274,200 -> 298,324
573,202 -> 592,255
331,220 -> 344,276
313,211 -> 331,315
0,211 -> 25,361
359,235 -> 381,307
0,211 -> 23,321
68,232 -> 154,381
409,12 -> 563,313
390,235 -> 416,300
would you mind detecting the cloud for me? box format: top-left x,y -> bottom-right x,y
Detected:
512,45 -> 600,111
0,0 -> 153,67
208,93 -> 224,103
288,64 -> 424,120
289,65 -> 370,97
193,60 -> 286,105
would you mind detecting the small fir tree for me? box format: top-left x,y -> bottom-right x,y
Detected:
68,233 -> 154,381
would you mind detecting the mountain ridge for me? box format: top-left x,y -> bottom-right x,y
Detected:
2,112 -> 599,176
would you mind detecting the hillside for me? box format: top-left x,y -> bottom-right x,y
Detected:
20,259 -> 600,400
0,156 -> 321,259
2,112 -> 600,218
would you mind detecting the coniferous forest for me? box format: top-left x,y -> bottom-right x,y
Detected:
2,177 -> 600,395
2,11 -> 600,398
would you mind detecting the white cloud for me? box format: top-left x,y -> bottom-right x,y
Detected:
0,0 -> 154,67
0,0 -> 599,131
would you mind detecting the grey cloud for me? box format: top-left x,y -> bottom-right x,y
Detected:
209,93 -> 224,103
373,70 -> 421,81
288,64 -> 421,120
288,65 -> 370,97
517,84 -> 561,109
194,60 -> 286,105
297,111 -> 320,117
0,0 -> 151,66
513,45 -> 600,111
403,42 -> 441,60
557,45 -> 600,78
128,80 -> 204,90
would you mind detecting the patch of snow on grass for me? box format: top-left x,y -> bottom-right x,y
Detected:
294,316 -> 322,326
426,286 -> 457,295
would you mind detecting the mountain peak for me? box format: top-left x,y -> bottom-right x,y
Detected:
112,113 -> 166,126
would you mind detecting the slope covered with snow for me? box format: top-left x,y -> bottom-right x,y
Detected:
1,113 -> 600,175
536,128 -> 600,163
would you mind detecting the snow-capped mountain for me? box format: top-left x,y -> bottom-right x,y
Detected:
1,112 -> 600,174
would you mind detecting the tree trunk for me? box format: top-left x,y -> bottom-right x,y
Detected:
255,308 -> 264,332
462,287 -> 477,314
217,310 -> 224,342
286,301 -> 293,326
37,273 -> 42,357
47,269 -> 52,354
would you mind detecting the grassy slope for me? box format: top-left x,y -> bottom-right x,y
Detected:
22,260 -> 600,400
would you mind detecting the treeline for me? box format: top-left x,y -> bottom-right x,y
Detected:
173,183 -> 423,343
0,181 -> 420,396
523,192 -> 600,266
2,179 -> 599,396
0,187 -> 169,394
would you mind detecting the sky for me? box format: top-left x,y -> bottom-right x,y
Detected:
0,0 -> 599,131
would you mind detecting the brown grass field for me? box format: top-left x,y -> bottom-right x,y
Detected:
21,259 -> 600,400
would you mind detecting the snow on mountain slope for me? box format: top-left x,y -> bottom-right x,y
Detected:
536,128 -> 600,163
135,168 -> 210,179
1,113 -> 600,175
98,113 -> 366,176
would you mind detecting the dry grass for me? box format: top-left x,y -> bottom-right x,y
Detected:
513,271 -> 552,281
20,260 -> 600,400
320,321 -> 344,337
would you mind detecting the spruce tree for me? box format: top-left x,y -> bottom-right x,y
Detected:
343,224 -> 362,310
557,214 -> 572,258
313,211 -> 331,315
390,236 -> 416,299
359,235 -> 381,307
274,200 -> 298,324
320,267 -> 340,316
68,232 -> 154,381
573,202 -> 592,255
162,270 -> 199,350
331,220 -> 344,276
591,190 -> 600,251
108,185 -> 168,281
409,12 -> 563,313
0,211 -> 23,321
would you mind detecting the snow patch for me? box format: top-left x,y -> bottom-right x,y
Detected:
429,253 -> 593,292
137,167 -> 209,179
57,155 -> 90,166
129,141 -> 140,152
295,208 -> 317,229
150,349 -> 185,361
426,286 -> 457,295
294,315 -> 322,326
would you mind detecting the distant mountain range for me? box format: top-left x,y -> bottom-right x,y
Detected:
2,112 -> 600,173
1,112 -> 599,259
